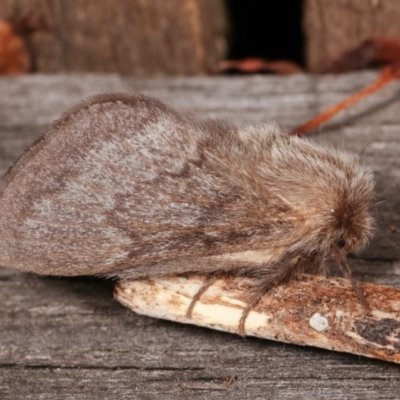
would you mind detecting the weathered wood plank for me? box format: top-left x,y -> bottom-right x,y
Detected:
1,367 -> 400,400
304,0 -> 400,72
1,72 -> 400,127
2,261 -> 397,368
1,272 -> 400,400
0,0 -> 228,76
0,73 -> 400,399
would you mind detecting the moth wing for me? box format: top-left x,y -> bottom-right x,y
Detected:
0,95 -> 296,276
0,94 -> 292,277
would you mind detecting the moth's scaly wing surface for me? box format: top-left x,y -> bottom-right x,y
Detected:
0,94 -> 294,276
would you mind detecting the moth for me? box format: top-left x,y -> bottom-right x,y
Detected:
0,93 -> 374,335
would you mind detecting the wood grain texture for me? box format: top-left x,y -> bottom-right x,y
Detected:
0,72 -> 400,399
0,0 -> 228,75
304,0 -> 400,72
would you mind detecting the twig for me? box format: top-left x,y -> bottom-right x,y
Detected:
115,274 -> 400,364
290,65 -> 400,136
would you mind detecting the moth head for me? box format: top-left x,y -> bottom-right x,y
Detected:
300,161 -> 375,258
264,135 -> 377,259
328,187 -> 375,255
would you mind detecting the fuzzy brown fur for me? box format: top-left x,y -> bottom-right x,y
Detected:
0,93 -> 374,326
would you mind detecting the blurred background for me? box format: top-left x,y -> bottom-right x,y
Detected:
0,0 -> 399,77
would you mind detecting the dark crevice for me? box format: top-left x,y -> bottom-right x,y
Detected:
0,363 -> 205,371
226,0 -> 305,66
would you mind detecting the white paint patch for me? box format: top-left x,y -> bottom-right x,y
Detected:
309,313 -> 329,332
335,310 -> 344,318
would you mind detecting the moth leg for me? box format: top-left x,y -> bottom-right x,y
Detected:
185,274 -> 220,319
238,279 -> 276,337
338,255 -> 370,312
238,256 -> 302,336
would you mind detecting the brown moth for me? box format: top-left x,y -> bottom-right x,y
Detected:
0,93 -> 374,334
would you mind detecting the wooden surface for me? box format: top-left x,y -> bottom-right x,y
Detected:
0,72 -> 400,399
304,0 -> 400,72
0,0 -> 228,75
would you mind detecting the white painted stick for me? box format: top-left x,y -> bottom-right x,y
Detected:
114,275 -> 400,364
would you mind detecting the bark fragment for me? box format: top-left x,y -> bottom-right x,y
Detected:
115,274 -> 400,364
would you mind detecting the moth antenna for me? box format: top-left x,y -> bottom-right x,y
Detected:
373,200 -> 386,207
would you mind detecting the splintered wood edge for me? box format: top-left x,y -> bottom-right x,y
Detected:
114,275 -> 400,364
